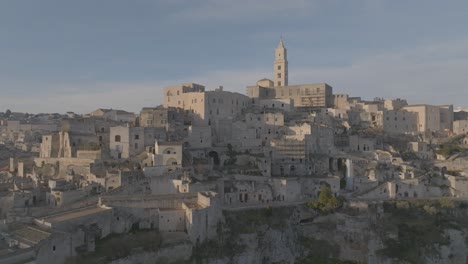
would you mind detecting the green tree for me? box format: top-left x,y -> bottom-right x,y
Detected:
307,186 -> 342,214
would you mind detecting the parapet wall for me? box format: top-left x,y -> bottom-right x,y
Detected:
99,193 -> 200,209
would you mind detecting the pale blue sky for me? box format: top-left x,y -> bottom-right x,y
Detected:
1,0 -> 468,113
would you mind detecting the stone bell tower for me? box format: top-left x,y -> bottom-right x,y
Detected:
274,37 -> 288,87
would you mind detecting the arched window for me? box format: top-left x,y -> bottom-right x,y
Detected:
115,135 -> 121,142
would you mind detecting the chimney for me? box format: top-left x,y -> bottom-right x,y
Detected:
18,162 -> 24,177
9,158 -> 15,173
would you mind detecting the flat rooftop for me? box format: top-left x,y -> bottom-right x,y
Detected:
42,206 -> 111,224
183,202 -> 205,209
11,226 -> 51,245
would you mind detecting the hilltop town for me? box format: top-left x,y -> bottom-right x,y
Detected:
1,40 -> 468,264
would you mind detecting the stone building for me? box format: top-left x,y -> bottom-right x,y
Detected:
89,109 -> 136,123
407,142 -> 433,159
98,192 -> 221,243
258,98 -> 294,112
187,126 -> 212,149
333,94 -> 351,110
109,126 -> 145,159
453,120 -> 468,135
248,83 -> 333,110
270,138 -> 310,177
247,39 -> 333,110
40,131 -> 99,159
454,110 -> 468,120
139,106 -> 181,129
402,104 -> 441,133
349,135 -> 378,152
439,105 -> 454,132
382,109 -> 419,134
40,134 -> 60,158
305,124 -> 335,156
164,83 -> 250,126
274,38 -> 288,86
215,120 -> 261,149
154,140 -> 183,167
383,98 -> 408,110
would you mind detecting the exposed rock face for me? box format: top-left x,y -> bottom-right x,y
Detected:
98,201 -> 468,264
109,243 -> 192,264
192,201 -> 468,264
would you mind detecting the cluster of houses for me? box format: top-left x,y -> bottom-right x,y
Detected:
1,40 -> 468,263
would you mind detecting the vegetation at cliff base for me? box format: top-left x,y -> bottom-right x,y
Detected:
377,199 -> 468,263
307,186 -> 344,214
65,230 -> 162,264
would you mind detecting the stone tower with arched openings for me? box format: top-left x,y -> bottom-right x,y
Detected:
274,37 -> 288,87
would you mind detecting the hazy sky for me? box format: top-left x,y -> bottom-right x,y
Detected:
1,0 -> 468,113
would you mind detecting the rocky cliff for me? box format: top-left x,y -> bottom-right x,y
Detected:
192,200 -> 468,264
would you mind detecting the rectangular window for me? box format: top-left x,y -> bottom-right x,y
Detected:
135,135 -> 139,140
278,65 -> 281,70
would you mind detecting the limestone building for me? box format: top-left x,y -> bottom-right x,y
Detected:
383,98 -> 408,110
382,110 -> 419,134
247,39 -> 333,110
109,126 -> 145,159
439,105 -> 454,132
40,131 -> 99,159
402,105 -> 441,133
154,140 -> 183,167
453,120 -> 468,135
274,38 -> 288,86
248,82 -> 333,110
270,138 -> 310,177
187,125 -> 212,149
139,106 -> 182,129
164,83 -> 250,126
89,109 -> 136,123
